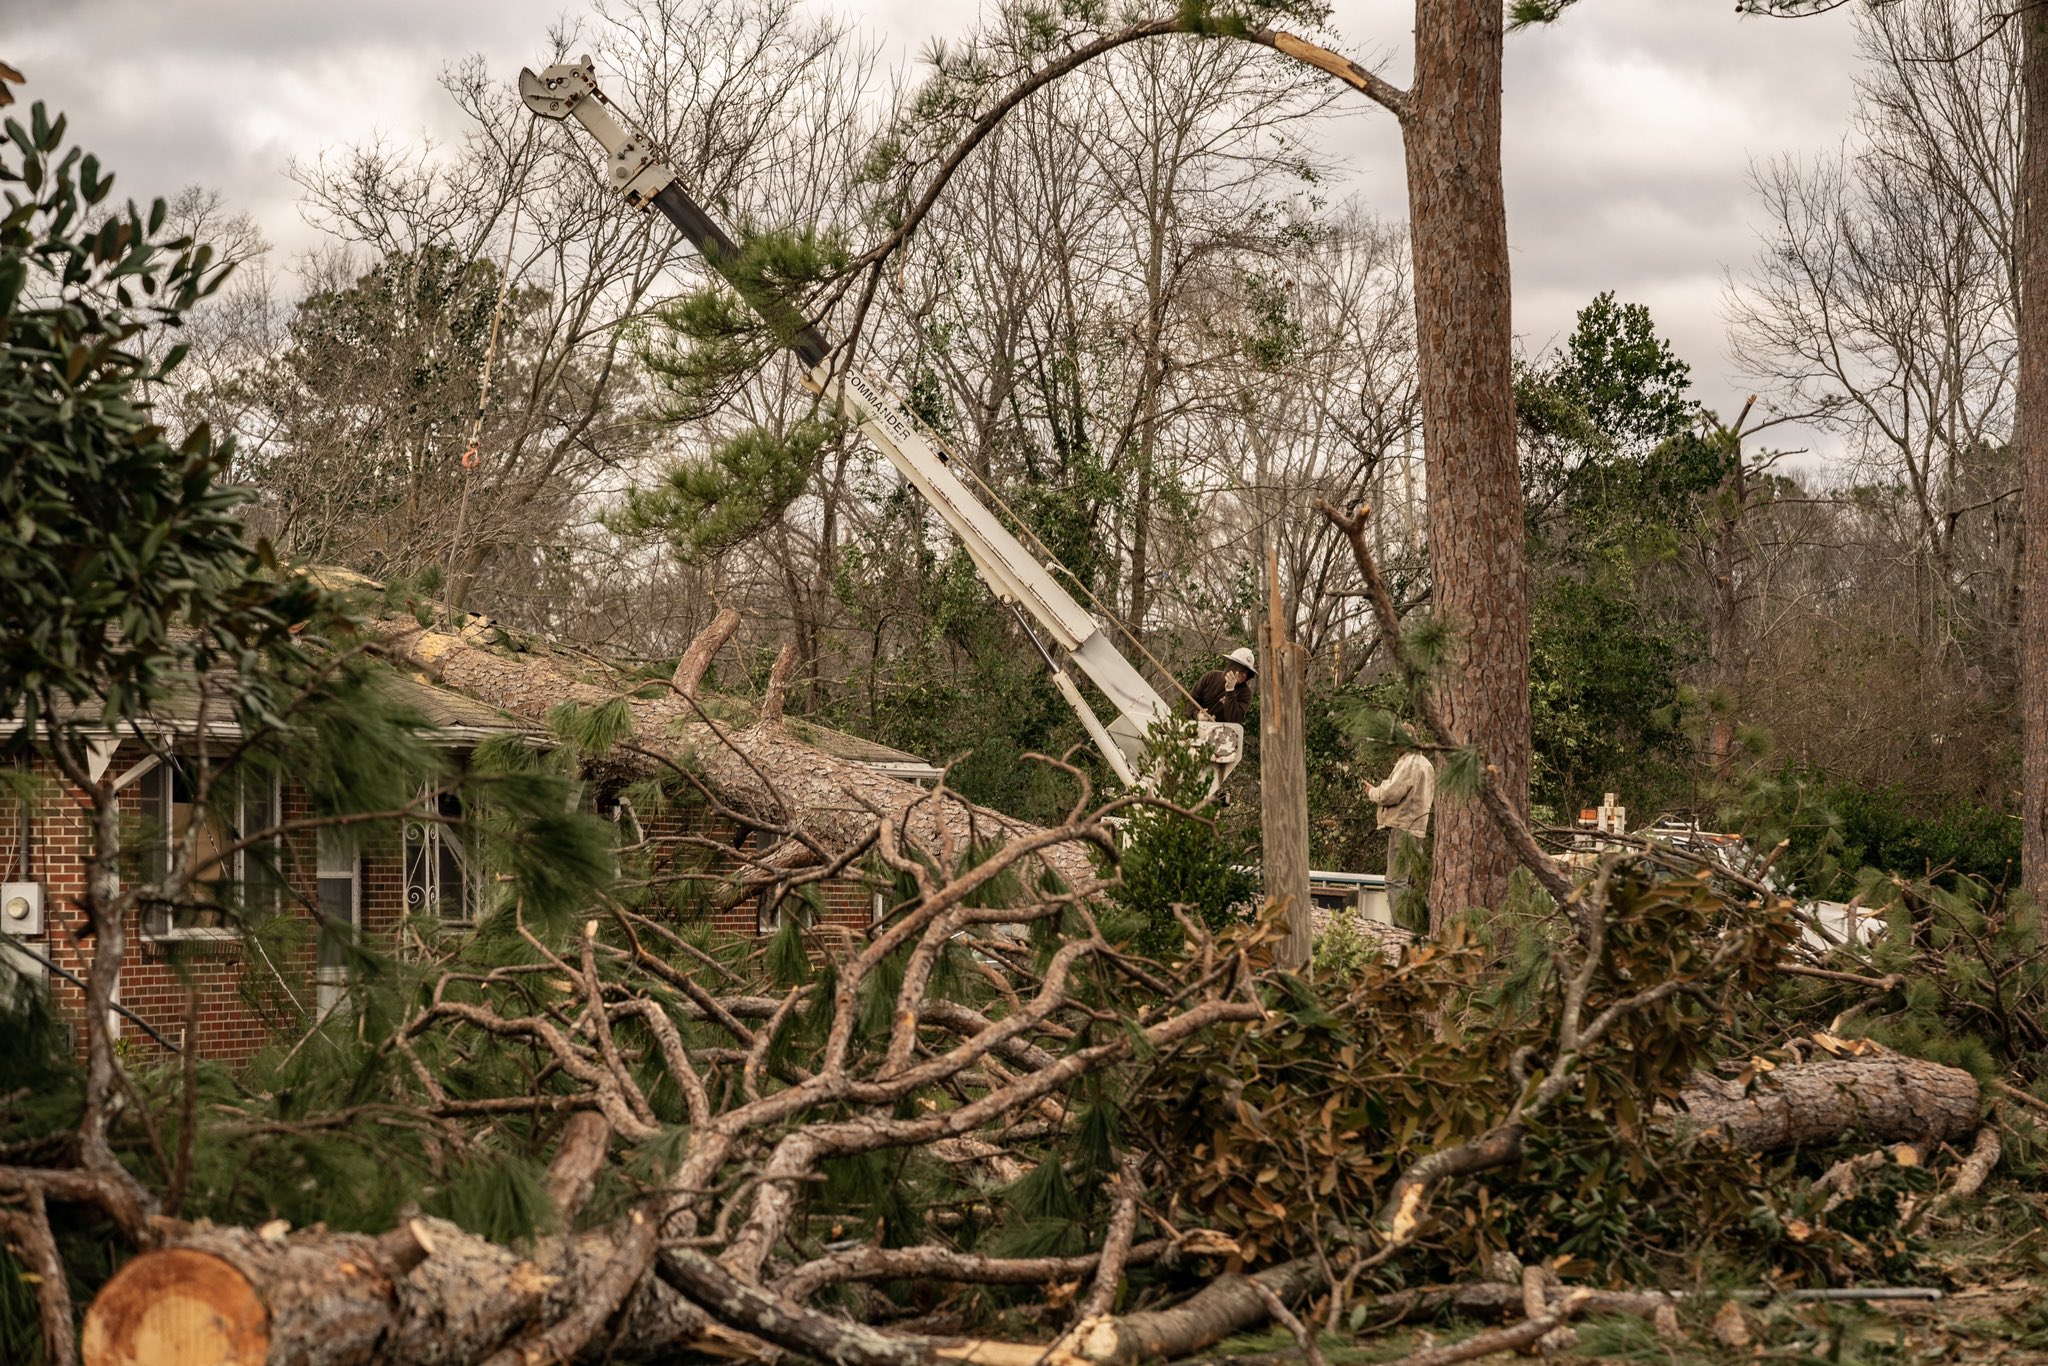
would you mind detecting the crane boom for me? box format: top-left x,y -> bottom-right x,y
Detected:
519,56 -> 1242,789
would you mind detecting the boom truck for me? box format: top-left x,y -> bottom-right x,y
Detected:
518,56 -> 1243,793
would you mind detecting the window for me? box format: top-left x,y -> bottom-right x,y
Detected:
315,829 -> 359,1017
405,790 -> 482,924
758,885 -> 818,935
139,759 -> 281,939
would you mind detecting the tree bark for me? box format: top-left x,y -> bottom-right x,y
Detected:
1403,0 -> 1528,926
759,641 -> 799,725
2020,0 -> 2048,914
1260,642 -> 1312,968
1261,552 -> 1313,970
673,606 -> 742,697
1675,1055 -> 1981,1153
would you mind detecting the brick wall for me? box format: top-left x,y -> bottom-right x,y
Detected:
633,801 -> 879,939
4,749 -> 323,1067
4,750 -> 890,1072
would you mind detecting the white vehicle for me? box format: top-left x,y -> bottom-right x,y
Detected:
519,57 -> 1242,793
1637,819 -> 1882,951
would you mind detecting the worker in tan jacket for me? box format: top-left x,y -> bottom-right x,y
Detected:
1367,751 -> 1435,839
1367,751 -> 1435,930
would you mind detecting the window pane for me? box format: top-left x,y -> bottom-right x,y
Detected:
437,831 -> 468,922
317,876 -> 356,974
241,776 -> 281,912
138,761 -> 168,885
404,818 -> 435,918
317,828 -> 354,876
406,788 -> 479,925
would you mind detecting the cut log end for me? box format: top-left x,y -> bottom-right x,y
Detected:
82,1248 -> 269,1366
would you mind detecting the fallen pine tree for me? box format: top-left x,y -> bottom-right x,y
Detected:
346,591 -> 1103,897
69,740 -> 1997,1366
43,750 -> 2016,1365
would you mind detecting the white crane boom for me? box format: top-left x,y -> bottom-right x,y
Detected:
519,57 -> 1242,789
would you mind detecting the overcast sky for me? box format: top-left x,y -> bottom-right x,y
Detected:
12,1 -> 1864,455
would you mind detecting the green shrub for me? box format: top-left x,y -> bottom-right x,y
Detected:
1108,719 -> 1257,959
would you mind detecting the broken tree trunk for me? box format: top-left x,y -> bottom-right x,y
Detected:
1675,1054 -> 1981,1153
365,614 -> 1097,891
673,606 -> 742,697
1260,546 -> 1312,972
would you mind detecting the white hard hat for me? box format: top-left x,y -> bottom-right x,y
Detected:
1225,646 -> 1257,675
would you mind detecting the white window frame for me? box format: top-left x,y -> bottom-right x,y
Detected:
139,757 -> 282,942
315,829 -> 360,1017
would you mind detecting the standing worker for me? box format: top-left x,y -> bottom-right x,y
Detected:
1368,751 -> 1436,931
1187,647 -> 1256,724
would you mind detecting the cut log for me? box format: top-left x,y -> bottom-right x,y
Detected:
367,616 -> 1098,891
80,1222 -> 430,1366
1674,1054 -> 1980,1153
81,1215 -> 707,1366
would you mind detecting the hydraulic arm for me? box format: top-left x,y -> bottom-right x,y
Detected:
519,57 -> 1242,789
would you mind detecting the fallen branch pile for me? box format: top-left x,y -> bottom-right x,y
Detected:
47,546 -> 2017,1366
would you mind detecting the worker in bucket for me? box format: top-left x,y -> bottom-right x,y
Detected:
1187,647 -> 1256,725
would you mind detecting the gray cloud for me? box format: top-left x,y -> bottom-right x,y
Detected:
11,0 -> 1865,456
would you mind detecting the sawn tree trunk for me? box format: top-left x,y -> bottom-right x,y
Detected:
1675,1054 -> 1982,1153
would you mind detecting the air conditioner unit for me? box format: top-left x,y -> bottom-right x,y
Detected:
2,882 -> 44,936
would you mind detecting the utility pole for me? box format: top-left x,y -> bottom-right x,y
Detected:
1261,545 -> 1312,970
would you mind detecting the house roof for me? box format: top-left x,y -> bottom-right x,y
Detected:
10,668 -> 531,743
373,671 -> 531,736
789,721 -> 943,781
13,669 -> 942,781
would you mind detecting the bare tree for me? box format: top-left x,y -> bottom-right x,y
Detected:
1728,0 -> 2029,812
1731,0 -> 2044,905
1730,0 -> 2019,659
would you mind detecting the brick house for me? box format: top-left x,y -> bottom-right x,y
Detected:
0,670 -> 941,1067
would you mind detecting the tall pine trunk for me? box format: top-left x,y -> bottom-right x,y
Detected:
1402,0 -> 1529,926
2022,5 -> 2048,912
